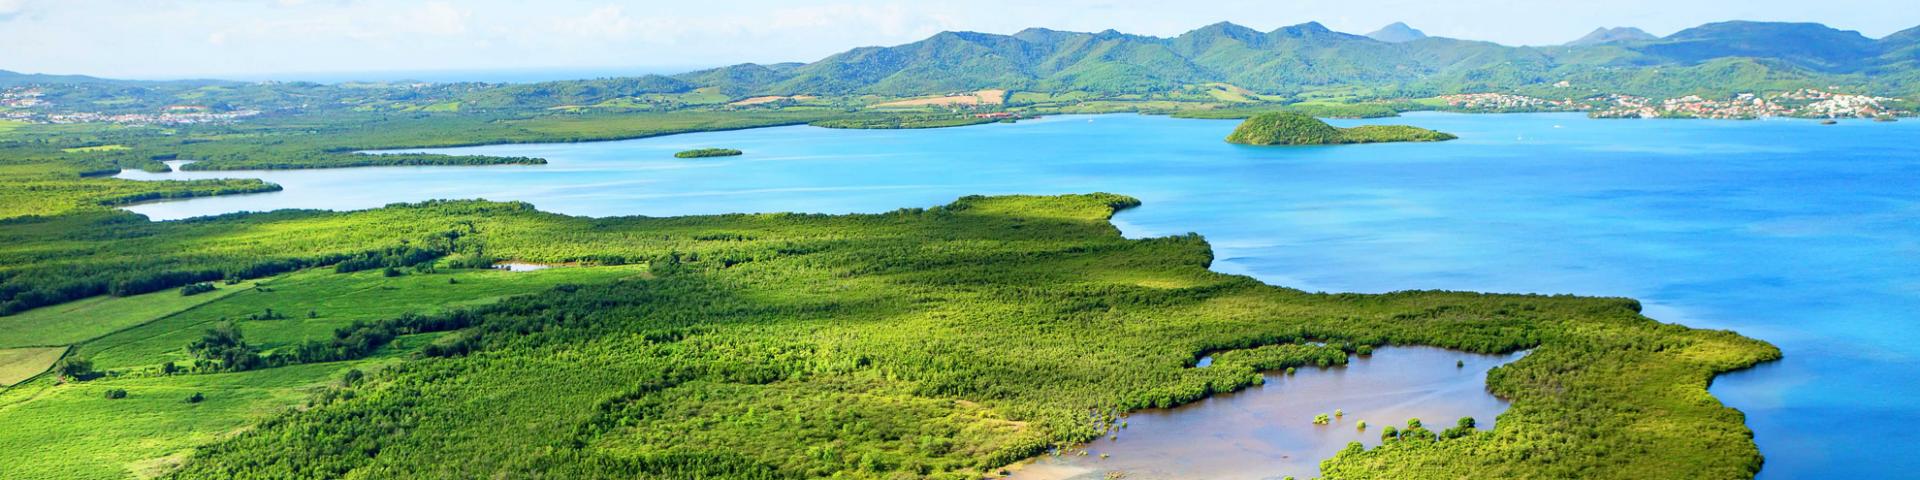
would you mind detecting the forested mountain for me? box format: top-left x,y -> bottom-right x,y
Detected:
1365,22 -> 1429,43
669,20 -> 1920,98
6,20 -> 1917,115
1567,27 -> 1657,46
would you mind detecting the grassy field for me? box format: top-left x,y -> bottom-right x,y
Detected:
75,265 -> 648,371
0,346 -> 65,386
0,362 -> 358,479
0,263 -> 650,479
61,144 -> 132,153
0,279 -> 258,349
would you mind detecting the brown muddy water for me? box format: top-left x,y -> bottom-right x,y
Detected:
1009,346 -> 1524,480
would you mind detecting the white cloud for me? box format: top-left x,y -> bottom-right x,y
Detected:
409,1 -> 470,36
554,5 -> 638,40
0,0 -> 29,19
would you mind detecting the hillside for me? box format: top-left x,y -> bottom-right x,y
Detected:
666,21 -> 1920,98
1366,22 -> 1429,43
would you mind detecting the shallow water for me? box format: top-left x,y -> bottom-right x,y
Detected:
117,112 -> 1920,478
1011,347 -> 1520,480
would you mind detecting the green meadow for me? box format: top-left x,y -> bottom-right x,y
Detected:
0,261 -> 648,479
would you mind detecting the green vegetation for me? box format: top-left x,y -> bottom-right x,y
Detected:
1339,125 -> 1460,143
0,278 -> 259,349
1226,112 -> 1457,146
0,184 -> 1779,479
674,148 -> 743,159
62,144 -> 130,153
0,23 -> 1835,475
665,21 -> 1920,99
0,346 -> 65,386
179,282 -> 215,296
0,263 -> 646,479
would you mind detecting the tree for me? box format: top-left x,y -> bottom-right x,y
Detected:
55,356 -> 95,381
180,282 -> 216,296
188,322 -> 262,371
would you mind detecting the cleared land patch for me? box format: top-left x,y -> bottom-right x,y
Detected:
74,265 -> 648,371
61,144 -> 131,153
729,95 -> 816,106
0,346 -> 65,386
871,89 -> 1008,108
0,280 -> 258,349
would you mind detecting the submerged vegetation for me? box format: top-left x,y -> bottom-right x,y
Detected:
1226,112 -> 1458,146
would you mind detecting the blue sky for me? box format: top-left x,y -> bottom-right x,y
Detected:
1,0 -> 1914,79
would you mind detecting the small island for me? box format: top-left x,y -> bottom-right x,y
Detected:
673,148 -> 743,158
1226,112 -> 1456,146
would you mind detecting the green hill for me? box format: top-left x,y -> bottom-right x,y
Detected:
1226,112 -> 1456,145
662,21 -> 1920,98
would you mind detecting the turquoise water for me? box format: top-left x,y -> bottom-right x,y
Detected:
119,113 -> 1920,478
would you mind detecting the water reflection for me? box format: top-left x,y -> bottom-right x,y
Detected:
1011,346 -> 1523,480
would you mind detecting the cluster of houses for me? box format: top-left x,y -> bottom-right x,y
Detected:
1591,89 -> 1905,119
2,87 -> 262,125
1437,93 -> 1585,111
33,109 -> 263,125
1,87 -> 46,109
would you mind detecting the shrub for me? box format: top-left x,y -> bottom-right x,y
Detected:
180,282 -> 216,296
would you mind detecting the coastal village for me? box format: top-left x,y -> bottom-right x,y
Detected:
3,86 -> 261,125
1588,89 -> 1905,119
1439,89 -> 1908,119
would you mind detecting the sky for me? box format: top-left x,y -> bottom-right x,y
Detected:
0,0 -> 1915,80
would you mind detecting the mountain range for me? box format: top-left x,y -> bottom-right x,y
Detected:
4,20 -> 1917,102
658,20 -> 1920,98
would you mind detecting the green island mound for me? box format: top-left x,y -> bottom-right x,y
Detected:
673,148 -> 743,159
1226,112 -> 1457,146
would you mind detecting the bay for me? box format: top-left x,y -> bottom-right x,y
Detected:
118,112 -> 1920,478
